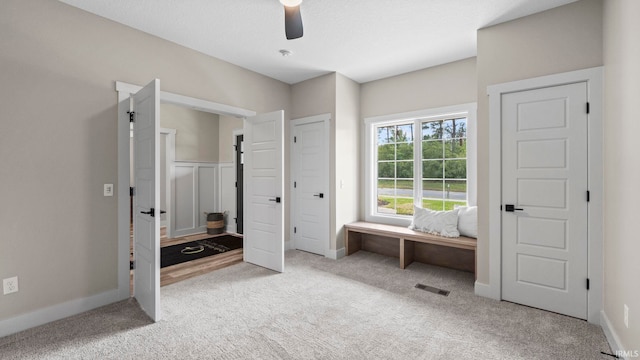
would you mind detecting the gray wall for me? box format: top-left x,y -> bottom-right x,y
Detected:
476,0 -> 603,285
0,0 -> 290,321
603,0 -> 640,351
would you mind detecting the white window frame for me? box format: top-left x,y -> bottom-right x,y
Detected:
364,103 -> 477,226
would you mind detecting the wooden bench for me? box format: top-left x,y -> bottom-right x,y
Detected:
344,221 -> 477,276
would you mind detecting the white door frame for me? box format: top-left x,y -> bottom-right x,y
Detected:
116,81 -> 256,300
289,114 -> 331,257
230,128 -> 244,235
160,128 -> 176,238
483,67 -> 603,324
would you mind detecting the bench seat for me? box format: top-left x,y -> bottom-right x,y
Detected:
344,221 -> 477,275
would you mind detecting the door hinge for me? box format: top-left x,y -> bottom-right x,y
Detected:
586,102 -> 590,114
130,260 -> 135,270
235,181 -> 237,188
294,181 -> 296,188
294,227 -> 297,234
586,278 -> 590,290
128,111 -> 135,122
587,191 -> 590,202
294,136 -> 297,143
234,217 -> 237,224
130,187 -> 135,196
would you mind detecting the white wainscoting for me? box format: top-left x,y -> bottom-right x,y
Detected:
171,162 -> 218,237
218,163 -> 237,234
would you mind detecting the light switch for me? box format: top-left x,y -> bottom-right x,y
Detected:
104,184 -> 114,197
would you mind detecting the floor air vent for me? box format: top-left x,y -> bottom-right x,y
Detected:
415,283 -> 450,296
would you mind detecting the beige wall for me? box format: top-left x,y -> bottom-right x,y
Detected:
0,0 -> 289,321
161,103 -> 220,162
218,115 -> 243,163
290,72 -> 361,252
334,74 -> 361,250
291,73 -> 337,247
475,0 -> 603,284
603,0 -> 640,351
360,58 -> 477,119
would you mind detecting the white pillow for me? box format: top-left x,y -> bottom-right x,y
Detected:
409,206 -> 460,238
455,206 -> 478,238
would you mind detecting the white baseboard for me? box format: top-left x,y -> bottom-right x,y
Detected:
0,289 -> 121,338
600,310 -> 636,359
325,247 -> 345,260
474,281 -> 500,300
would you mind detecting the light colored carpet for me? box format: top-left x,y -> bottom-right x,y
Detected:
0,250 -> 612,359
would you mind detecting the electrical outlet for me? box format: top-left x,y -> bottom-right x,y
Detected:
104,184 -> 114,197
624,304 -> 629,328
3,276 -> 19,295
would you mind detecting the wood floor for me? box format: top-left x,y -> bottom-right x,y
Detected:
160,232 -> 244,286
130,227 -> 243,290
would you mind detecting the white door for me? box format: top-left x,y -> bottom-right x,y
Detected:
132,79 -> 161,321
501,82 -> 588,319
243,110 -> 284,272
292,118 -> 329,255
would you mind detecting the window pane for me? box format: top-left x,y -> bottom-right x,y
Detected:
444,159 -> 466,179
396,142 -> 413,160
396,180 -> 414,216
377,126 -> 394,144
422,180 -> 444,194
444,139 -> 466,159
422,140 -> 443,159
422,160 -> 443,179
422,199 -> 444,211
422,121 -> 443,140
443,118 -> 467,139
422,180 -> 443,211
378,162 -> 395,178
396,161 -> 413,179
378,144 -> 395,160
396,124 -> 414,142
444,180 -> 467,203
377,195 -> 396,214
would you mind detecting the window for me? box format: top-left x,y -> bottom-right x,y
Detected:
365,104 -> 476,225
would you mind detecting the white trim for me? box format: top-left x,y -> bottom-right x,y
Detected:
485,67 -> 604,323
473,281 -> 495,299
115,81 -> 256,118
160,128 -> 176,238
601,311 -> 634,360
116,81 -> 256,300
363,103 -> 477,226
218,162 -> 236,234
289,114 -> 331,257
0,289 -> 120,338
325,247 -> 345,260
171,162 -> 218,238
232,129 -> 243,235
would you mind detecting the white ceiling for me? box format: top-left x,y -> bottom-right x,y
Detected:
59,0 -> 578,84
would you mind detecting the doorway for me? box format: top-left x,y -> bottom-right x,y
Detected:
117,80 -> 289,321
485,67 -> 603,324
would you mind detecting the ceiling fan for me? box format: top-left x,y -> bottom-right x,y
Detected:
280,0 -> 304,40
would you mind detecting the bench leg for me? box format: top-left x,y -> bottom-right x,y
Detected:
400,238 -> 414,269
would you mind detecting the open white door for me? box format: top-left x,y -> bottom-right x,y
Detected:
243,110 -> 284,272
132,79 -> 161,321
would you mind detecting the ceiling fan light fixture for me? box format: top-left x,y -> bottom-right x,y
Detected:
279,0 -> 302,7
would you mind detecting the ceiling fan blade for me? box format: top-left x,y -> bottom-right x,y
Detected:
284,5 -> 303,40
